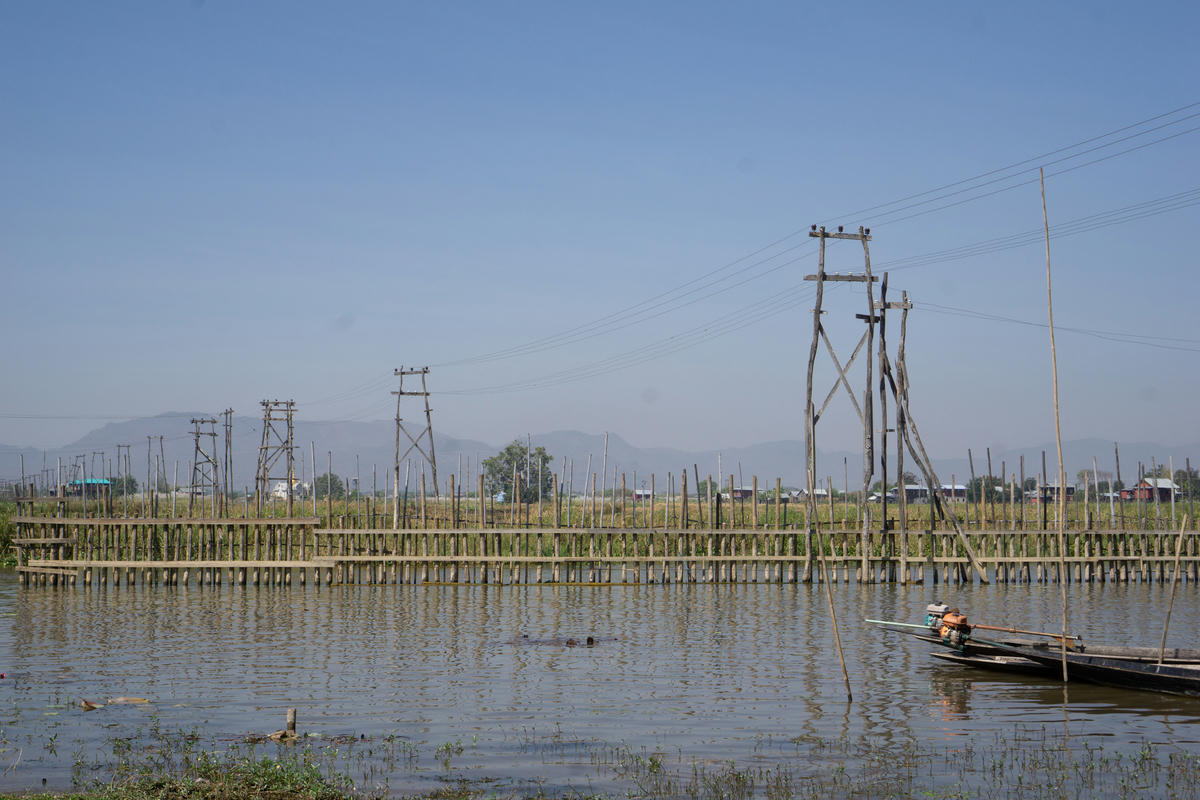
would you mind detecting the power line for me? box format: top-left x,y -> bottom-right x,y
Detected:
868,124 -> 1200,229
826,100 -> 1200,223
434,239 -> 816,367
432,101 -> 1200,370
441,284 -> 820,395
9,105 -> 1199,420
921,302 -> 1200,352
857,113 -> 1200,226
875,186 -> 1200,270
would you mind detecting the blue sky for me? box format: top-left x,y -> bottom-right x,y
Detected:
2,1 -> 1198,459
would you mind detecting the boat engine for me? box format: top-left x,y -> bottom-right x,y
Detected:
924,601 -> 950,631
939,610 -> 971,648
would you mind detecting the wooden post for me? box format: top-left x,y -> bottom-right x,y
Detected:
986,448 -> 995,531
775,478 -> 782,531
621,472 -> 627,528
752,476 -> 759,528
968,449 -> 978,532
1189,458 -> 1195,528
651,473 -> 657,530
681,468 -> 689,530
1019,455 -> 1026,531
552,473 -> 560,528
728,474 -> 735,530
421,470 -> 428,528
1115,443 -> 1124,530
1041,451 -> 1049,532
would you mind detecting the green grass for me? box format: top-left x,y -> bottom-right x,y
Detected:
4,725 -> 1200,800
1,751 -> 352,800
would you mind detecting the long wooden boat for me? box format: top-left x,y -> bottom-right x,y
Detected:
868,604 -> 1200,664
928,650 -> 1056,676
908,631 -> 1200,664
976,639 -> 1200,698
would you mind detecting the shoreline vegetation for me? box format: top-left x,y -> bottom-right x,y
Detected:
1,725 -> 1198,800
5,489 -> 1198,534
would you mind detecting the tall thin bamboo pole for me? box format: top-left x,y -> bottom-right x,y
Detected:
1159,515 -> 1190,666
1042,167 -> 1070,683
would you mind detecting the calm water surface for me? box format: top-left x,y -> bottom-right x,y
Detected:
2,571 -> 1199,795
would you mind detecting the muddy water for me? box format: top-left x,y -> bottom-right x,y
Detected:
1,572 -> 1198,795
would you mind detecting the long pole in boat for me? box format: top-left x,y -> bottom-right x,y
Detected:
865,619 -> 1079,641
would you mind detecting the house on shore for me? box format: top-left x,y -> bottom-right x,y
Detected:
1125,478 -> 1180,503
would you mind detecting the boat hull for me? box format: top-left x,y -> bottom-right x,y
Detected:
993,644 -> 1200,698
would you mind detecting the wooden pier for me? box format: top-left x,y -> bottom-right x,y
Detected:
12,516 -> 1200,587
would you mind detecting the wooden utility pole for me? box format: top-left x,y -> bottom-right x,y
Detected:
803,223 -> 879,701
221,408 -> 234,515
189,417 -> 219,517
393,367 -> 438,521
875,285 -> 988,583
804,225 -> 878,580
255,400 -> 296,516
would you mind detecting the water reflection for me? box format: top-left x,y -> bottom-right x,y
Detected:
2,573 -> 1199,794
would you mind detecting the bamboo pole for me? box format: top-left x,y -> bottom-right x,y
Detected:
1042,168 -> 1070,683
1159,515 -> 1190,666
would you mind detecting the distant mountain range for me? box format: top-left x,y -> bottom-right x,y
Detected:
3,413 -> 1197,491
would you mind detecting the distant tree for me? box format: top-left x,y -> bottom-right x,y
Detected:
109,475 -> 138,497
1174,467 -> 1199,496
483,440 -> 553,503
314,472 -> 345,500
967,476 -> 1005,502
1146,463 -> 1172,479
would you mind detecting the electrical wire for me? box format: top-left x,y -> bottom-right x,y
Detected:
434,239 -> 817,367
921,302 -> 1200,353
871,124 -> 1200,229
856,113 -> 1200,226
825,101 -> 1200,223
7,104 -> 1198,423
875,186 -> 1200,270
442,283 -> 820,395
432,101 -> 1200,370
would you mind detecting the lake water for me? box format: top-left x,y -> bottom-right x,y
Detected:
1,571 -> 1198,796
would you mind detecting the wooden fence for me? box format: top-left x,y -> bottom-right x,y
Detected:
12,516 -> 1200,588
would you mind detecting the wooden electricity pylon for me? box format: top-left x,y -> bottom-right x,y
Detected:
804,225 -> 879,582
874,275 -> 988,583
221,408 -> 234,515
392,366 -> 438,528
801,224 -> 879,704
255,400 -> 296,516
189,417 -> 219,516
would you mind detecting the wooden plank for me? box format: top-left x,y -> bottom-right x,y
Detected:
18,566 -> 78,576
28,559 -> 319,569
13,516 -> 320,526
803,273 -> 878,282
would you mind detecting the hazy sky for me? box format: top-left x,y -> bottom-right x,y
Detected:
2,1 -> 1198,461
